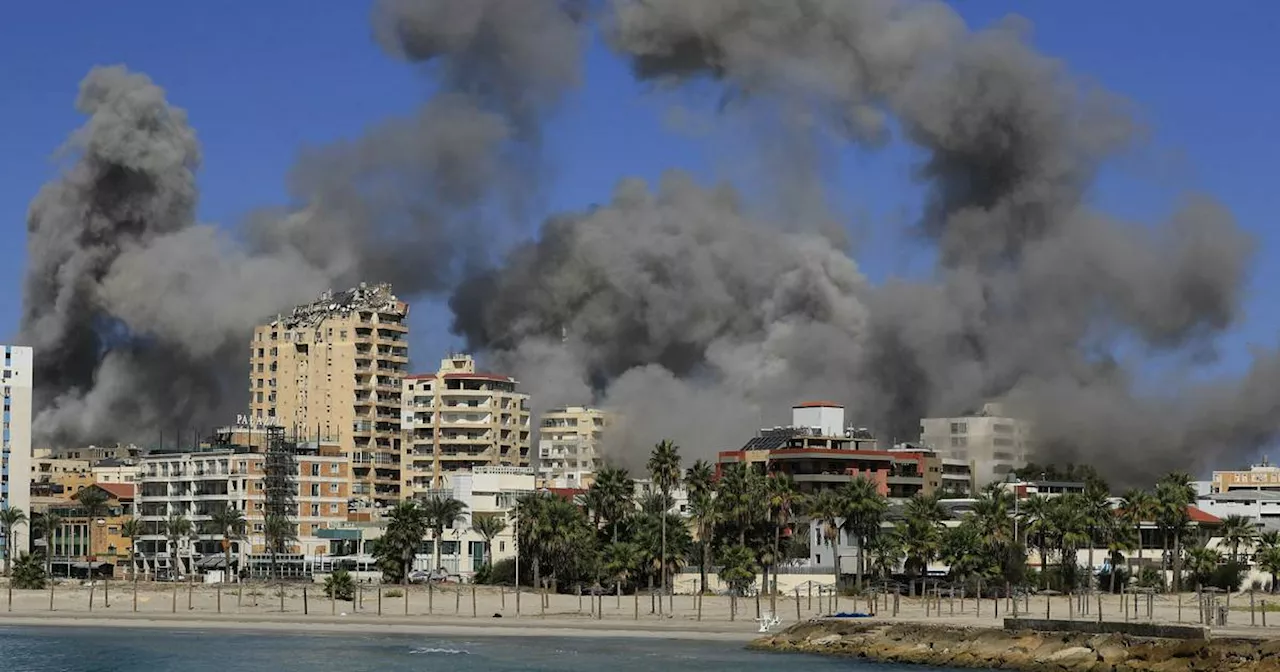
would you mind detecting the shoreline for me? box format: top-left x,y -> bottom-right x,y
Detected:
0,611 -> 758,642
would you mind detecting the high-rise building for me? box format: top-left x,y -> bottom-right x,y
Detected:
249,283 -> 408,508
919,402 -> 1032,487
536,406 -> 612,489
402,354 -> 531,494
1,345 -> 33,564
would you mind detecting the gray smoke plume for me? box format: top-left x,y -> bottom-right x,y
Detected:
452,0 -> 1262,481
20,0 -> 1273,484
21,0 -> 588,446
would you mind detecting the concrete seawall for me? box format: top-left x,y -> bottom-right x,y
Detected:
1004,617 -> 1210,640
751,620 -> 1280,671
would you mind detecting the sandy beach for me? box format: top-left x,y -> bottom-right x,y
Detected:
6,580 -> 1280,641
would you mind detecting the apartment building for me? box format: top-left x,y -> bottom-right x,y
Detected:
402,354 -> 531,494
1211,460 -> 1280,494
536,406 -> 612,489
134,429 -> 349,577
45,483 -> 136,577
920,402 -> 1032,486
1,345 -> 33,564
249,283 -> 408,508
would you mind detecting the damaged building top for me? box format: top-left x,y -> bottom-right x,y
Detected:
270,282 -> 408,330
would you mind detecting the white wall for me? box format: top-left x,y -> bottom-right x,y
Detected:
2,345 -> 33,560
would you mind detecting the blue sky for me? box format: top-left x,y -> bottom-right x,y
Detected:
2,1 -> 1278,378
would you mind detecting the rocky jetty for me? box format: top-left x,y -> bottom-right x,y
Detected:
751,621 -> 1280,671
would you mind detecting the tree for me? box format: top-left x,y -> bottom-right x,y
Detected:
11,553 -> 46,590
1185,546 -> 1222,589
36,512 -> 63,579
1106,523 -> 1137,594
1049,494 -> 1090,591
0,507 -> 28,577
420,495 -> 468,574
942,522 -> 996,588
165,515 -> 193,577
647,439 -> 682,604
840,477 -> 887,590
1020,495 -> 1053,588
866,532 -> 903,580
324,568 -> 355,601
593,467 -> 635,543
764,473 -> 805,611
1156,472 -> 1196,592
810,489 -> 844,591
894,514 -> 942,596
1258,546 -> 1280,594
208,504 -> 246,582
1120,489 -> 1158,572
1081,482 -> 1113,590
515,492 -> 597,594
120,518 -> 143,580
263,514 -> 296,581
1219,515 -> 1258,564
686,473 -> 717,594
718,544 -> 759,596
377,501 -> 428,584
603,540 -> 644,594
471,513 -> 507,569
77,487 -> 109,574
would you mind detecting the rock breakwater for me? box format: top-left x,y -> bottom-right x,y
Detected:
750,621 -> 1280,671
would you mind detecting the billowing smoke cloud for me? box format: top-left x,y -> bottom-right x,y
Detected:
19,0 -> 1273,484
21,0 -> 587,445
455,0 -> 1261,480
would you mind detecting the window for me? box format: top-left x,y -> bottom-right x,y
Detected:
950,436 -> 968,448
329,483 -> 339,494
330,503 -> 339,513
950,422 -> 967,434
311,484 -> 320,497
310,464 -> 320,476
310,504 -> 320,516
994,423 -> 1014,434
330,463 -> 339,475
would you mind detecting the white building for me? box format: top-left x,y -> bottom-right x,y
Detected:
536,406 -> 612,489
920,402 -> 1032,487
418,466 -> 534,576
1,345 -> 33,563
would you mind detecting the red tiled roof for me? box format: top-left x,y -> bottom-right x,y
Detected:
793,401 -> 843,408
1188,505 -> 1221,524
73,482 -> 135,502
546,487 -> 586,500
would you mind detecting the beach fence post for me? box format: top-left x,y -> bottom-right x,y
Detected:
238,582 -> 243,608
540,580 -> 546,618
303,585 -> 309,615
731,592 -> 737,621
188,576 -> 194,611
429,581 -> 434,614
278,582 -> 284,613
472,583 -> 477,617
331,586 -> 336,616
356,581 -> 361,612
49,578 -> 54,611
104,576 -> 110,609
89,578 -> 95,612
697,590 -> 703,621
1263,600 -> 1268,627
1068,591 -> 1074,621
217,584 -> 222,614
808,582 -> 812,611
796,587 -> 802,621
405,584 -> 410,616
577,585 -> 582,614
6,575 -> 11,612
755,590 -> 761,619
133,575 -> 138,613
635,590 -> 640,621
455,584 -> 461,615
172,583 -> 177,613
893,592 -> 900,617
516,581 -> 521,617
377,585 -> 382,616
1097,592 -> 1103,624
499,584 -> 505,610
1252,589 -> 1257,627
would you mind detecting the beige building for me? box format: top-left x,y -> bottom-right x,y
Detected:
920,402 -> 1032,487
402,355 -> 531,494
1212,461 -> 1280,493
536,406 -> 612,489
249,283 -> 408,508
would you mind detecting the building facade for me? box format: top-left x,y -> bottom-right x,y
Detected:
536,406 -> 611,489
1,345 -> 33,564
134,431 -> 349,578
919,402 -> 1032,487
1211,462 -> 1280,493
402,355 -> 531,494
46,483 -> 136,577
249,283 -> 408,508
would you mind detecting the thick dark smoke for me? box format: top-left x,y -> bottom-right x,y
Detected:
19,0 -> 1272,484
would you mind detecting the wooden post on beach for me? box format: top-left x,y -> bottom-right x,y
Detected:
993,590 -> 998,618
238,582 -> 243,608
303,585 -> 309,615
332,586 -> 336,615
133,575 -> 138,613
577,585 -> 582,614
499,584 -> 504,609
635,591 -> 640,620
697,591 -> 703,621
88,579 -> 95,612
49,578 -> 54,611
405,585 -> 410,616
540,581 -> 546,618
515,582 -> 521,617
104,576 -> 110,609
428,581 -> 434,614
755,590 -> 761,619
217,584 -> 222,613
807,583 -> 812,611
1252,590 -> 1257,627
172,583 -> 177,613
1263,600 -> 1268,627
355,581 -> 361,612
377,585 -> 382,616
472,583 -> 477,617
1097,593 -> 1103,623
188,576 -> 194,611
6,577 -> 11,612
455,585 -> 461,615
795,587 -> 802,622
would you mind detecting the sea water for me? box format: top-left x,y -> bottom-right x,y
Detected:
0,626 -> 976,671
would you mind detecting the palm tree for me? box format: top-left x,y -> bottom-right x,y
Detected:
894,512 -> 943,596
0,507 -> 28,577
594,467 -> 635,543
1021,496 -> 1053,587
1219,515 -> 1258,564
866,532 -> 903,581
1106,523 -> 1137,594
764,473 -> 804,610
1156,472 -> 1196,592
36,512 -> 63,579
1049,495 -> 1091,591
471,513 -> 507,569
840,477 -> 887,590
165,515 -> 193,577
420,495 -> 468,573
1081,483 -> 1113,589
684,460 -> 715,502
685,463 -> 717,594
208,504 -> 247,582
120,518 -> 143,581
262,514 -> 297,581
77,487 -> 109,576
1185,546 -> 1222,589
942,522 -> 994,588
647,440 -> 681,604
1121,489 -> 1157,573
603,540 -> 644,593
810,489 -> 844,591
1258,546 -> 1280,594
378,501 -> 428,584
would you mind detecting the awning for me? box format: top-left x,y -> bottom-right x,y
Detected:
71,562 -> 108,569
196,556 -> 232,569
